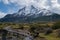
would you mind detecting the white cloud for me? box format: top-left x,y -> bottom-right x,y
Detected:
0,8 -> 18,18
1,0 -> 60,7
2,0 -> 60,8
2,0 -> 9,4
0,12 -> 7,18
1,0 -> 60,14
51,0 -> 60,8
7,8 -> 19,14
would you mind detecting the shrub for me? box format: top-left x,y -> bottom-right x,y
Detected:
52,22 -> 60,30
45,28 -> 52,35
56,29 -> 60,37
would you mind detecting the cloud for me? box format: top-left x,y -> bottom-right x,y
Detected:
1,0 -> 60,14
7,8 -> 19,14
51,0 -> 60,8
1,0 -> 60,8
2,0 -> 9,4
0,11 -> 7,18
0,8 -> 18,18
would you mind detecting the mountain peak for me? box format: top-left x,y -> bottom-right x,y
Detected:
14,5 -> 39,16
8,5 -> 57,17
0,6 -> 60,22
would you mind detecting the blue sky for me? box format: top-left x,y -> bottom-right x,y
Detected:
0,0 -> 20,18
0,0 -> 60,18
0,1 -> 19,13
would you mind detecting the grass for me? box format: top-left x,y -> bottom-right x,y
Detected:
45,35 -> 60,40
39,33 -> 60,40
0,22 -> 60,40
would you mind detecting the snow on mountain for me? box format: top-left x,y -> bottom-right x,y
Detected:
0,0 -> 60,22
39,9 -> 53,16
12,5 -> 53,17
0,5 -> 60,22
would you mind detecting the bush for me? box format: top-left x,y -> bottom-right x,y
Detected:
18,24 -> 24,29
45,28 -> 52,35
29,24 -> 37,33
56,29 -> 60,37
52,22 -> 60,29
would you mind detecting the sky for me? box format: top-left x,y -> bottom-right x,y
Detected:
0,0 -> 60,18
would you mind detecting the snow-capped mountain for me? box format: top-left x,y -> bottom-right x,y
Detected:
0,5 -> 60,22
12,5 -> 53,17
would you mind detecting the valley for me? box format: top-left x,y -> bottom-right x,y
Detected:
0,21 -> 60,40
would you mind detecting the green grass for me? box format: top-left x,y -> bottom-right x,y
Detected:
45,35 -> 60,40
39,33 -> 60,40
